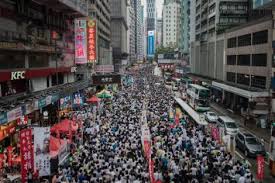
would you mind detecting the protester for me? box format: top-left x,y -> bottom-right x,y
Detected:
51,65 -> 253,183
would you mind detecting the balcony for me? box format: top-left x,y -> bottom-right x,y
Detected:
35,0 -> 88,17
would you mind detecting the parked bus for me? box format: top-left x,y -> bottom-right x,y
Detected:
181,77 -> 193,89
186,84 -> 210,112
172,78 -> 181,91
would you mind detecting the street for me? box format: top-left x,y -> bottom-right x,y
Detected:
49,65 -> 259,182
173,86 -> 274,183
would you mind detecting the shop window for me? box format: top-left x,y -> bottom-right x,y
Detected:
252,54 -> 267,66
227,55 -> 236,65
0,80 -> 27,97
0,52 -> 25,69
251,75 -> 266,89
237,73 -> 250,86
29,54 -> 49,68
238,34 -> 251,47
237,55 -> 250,66
227,37 -> 237,48
227,72 -> 236,82
253,30 -> 268,45
51,73 -> 64,86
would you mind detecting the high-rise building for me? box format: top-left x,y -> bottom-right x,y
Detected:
129,0 -> 136,64
156,19 -> 163,47
147,0 -> 156,31
179,0 -> 190,57
140,5 -> 145,61
110,0 -> 129,72
0,0 -> 88,131
191,0 -> 249,79
135,0 -> 144,62
146,0 -> 156,59
89,0 -> 112,66
162,0 -> 181,48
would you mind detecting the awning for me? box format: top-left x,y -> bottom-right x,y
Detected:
174,97 -> 208,126
86,96 -> 100,103
212,81 -> 269,99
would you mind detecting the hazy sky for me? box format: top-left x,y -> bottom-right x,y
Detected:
141,0 -> 164,18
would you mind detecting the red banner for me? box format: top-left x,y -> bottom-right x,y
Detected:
20,128 -> 34,183
144,140 -> 151,160
149,158 -> 155,183
0,153 -> 4,169
257,155 -> 264,180
7,146 -> 13,167
87,19 -> 96,63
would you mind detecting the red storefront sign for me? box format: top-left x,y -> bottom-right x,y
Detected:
87,19 -> 96,63
17,116 -> 28,126
257,155 -> 264,180
20,128 -> 34,183
0,153 -> 4,169
0,67 -> 71,82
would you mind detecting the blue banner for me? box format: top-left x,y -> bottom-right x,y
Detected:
72,92 -> 84,108
147,31 -> 155,57
0,112 -> 7,125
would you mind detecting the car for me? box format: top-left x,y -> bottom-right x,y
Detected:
204,111 -> 218,123
217,116 -> 239,136
236,132 -> 266,157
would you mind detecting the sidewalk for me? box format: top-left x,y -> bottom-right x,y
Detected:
210,102 -> 270,145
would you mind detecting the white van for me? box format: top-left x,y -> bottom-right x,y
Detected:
217,116 -> 239,136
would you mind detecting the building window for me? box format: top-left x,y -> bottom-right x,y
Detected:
0,52 -> 25,69
253,30 -> 268,45
227,55 -> 236,65
237,73 -> 250,86
227,37 -> 237,48
227,72 -> 236,82
237,55 -> 250,66
29,54 -> 49,68
251,75 -> 266,89
238,34 -> 251,47
252,54 -> 267,66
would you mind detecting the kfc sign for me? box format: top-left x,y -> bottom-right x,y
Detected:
11,71 -> 25,80
87,19 -> 96,63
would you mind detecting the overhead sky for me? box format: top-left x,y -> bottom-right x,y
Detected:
141,0 -> 164,18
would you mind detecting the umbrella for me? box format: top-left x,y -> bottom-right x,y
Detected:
87,96 -> 100,103
96,90 -> 112,99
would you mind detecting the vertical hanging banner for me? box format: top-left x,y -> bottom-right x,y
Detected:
87,19 -> 97,63
33,127 -> 51,177
20,128 -> 34,183
75,19 -> 87,64
257,155 -> 264,181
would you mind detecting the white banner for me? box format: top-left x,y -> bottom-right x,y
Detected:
33,127 -> 51,176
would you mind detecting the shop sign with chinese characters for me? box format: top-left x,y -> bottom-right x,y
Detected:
20,128 -> 34,183
92,74 -> 121,85
87,19 -> 97,63
74,19 -> 87,64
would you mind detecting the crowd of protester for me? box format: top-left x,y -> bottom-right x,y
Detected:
49,65 -> 254,183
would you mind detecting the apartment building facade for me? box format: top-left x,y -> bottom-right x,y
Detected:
110,0 -> 128,72
162,0 -> 181,48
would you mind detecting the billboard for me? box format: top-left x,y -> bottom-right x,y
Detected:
253,0 -> 272,9
33,127 -> 51,177
92,74 -> 121,85
87,19 -> 97,63
75,19 -> 87,64
147,31 -> 155,57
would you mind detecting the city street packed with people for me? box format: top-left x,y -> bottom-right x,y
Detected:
51,65 -> 255,183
